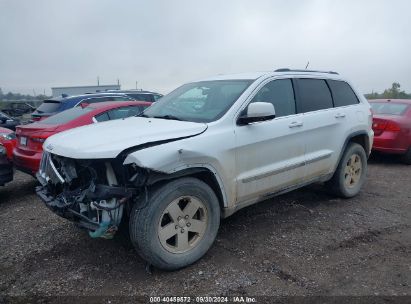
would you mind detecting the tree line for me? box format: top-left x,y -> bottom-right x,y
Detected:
365,82 -> 411,99
0,88 -> 50,101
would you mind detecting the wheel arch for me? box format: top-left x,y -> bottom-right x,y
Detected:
146,166 -> 228,211
337,131 -> 370,166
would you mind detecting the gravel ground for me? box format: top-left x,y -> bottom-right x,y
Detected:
0,153 -> 410,298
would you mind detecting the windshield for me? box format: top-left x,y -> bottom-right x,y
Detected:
41,107 -> 94,125
143,80 -> 253,122
371,102 -> 409,116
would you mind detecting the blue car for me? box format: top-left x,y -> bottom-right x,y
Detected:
31,93 -> 136,121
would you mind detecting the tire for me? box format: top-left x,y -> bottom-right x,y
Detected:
129,177 -> 220,270
327,143 -> 367,198
401,148 -> 411,165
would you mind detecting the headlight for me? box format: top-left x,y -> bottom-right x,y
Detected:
0,145 -> 6,155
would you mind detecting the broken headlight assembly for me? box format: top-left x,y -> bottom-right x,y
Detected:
36,153 -> 142,239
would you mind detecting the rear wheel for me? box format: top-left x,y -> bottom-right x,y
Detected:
129,177 -> 220,270
327,143 -> 367,198
401,147 -> 411,165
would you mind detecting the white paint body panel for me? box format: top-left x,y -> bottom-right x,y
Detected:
43,117 -> 207,159
44,71 -> 374,211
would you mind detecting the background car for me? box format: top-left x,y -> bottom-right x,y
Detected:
31,93 -> 137,122
370,99 -> 411,164
14,101 -> 151,175
110,90 -> 163,102
0,143 -> 13,186
0,111 -> 20,130
1,102 -> 35,117
0,127 -> 17,160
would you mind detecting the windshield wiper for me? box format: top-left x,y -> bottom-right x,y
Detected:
152,115 -> 184,121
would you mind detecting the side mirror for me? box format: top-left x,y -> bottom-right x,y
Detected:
237,102 -> 276,125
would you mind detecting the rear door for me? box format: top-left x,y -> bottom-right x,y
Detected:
294,78 -> 356,180
235,78 -> 306,203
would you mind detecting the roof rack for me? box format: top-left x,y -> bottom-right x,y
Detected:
274,68 -> 339,75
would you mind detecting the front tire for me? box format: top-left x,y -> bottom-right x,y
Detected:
327,143 -> 367,198
129,177 -> 220,270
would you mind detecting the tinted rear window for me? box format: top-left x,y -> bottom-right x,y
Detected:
36,101 -> 61,113
327,80 -> 359,107
297,79 -> 333,113
41,107 -> 94,124
371,103 -> 409,115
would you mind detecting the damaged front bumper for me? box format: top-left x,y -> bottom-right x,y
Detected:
35,152 -> 138,238
35,184 -> 100,231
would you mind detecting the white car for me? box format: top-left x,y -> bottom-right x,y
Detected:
36,69 -> 373,270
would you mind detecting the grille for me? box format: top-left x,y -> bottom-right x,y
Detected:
38,151 -> 65,184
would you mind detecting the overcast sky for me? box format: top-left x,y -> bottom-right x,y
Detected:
0,0 -> 410,95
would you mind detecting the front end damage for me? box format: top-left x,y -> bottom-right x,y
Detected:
36,151 -> 148,239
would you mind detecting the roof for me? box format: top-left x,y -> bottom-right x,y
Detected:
369,99 -> 411,104
0,127 -> 13,134
85,100 -> 151,110
52,84 -> 120,89
108,90 -> 161,94
45,92 -> 131,102
196,69 -> 345,82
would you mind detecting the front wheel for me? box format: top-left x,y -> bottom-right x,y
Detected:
327,143 -> 367,198
129,177 -> 220,270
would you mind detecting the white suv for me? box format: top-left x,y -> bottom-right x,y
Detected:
36,69 -> 373,270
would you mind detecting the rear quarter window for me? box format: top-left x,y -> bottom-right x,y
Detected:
327,80 -> 359,107
296,79 -> 333,113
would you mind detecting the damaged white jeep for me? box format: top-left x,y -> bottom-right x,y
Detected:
36,69 -> 373,270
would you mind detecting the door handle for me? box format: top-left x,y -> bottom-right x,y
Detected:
288,121 -> 303,128
335,113 -> 346,118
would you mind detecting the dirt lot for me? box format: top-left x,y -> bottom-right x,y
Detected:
0,154 -> 410,299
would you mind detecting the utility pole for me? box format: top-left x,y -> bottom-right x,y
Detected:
97,76 -> 100,86
136,81 -> 138,89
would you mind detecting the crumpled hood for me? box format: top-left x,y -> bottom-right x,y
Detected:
43,117 -> 207,159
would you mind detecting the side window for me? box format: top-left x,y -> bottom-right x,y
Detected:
111,96 -> 132,101
250,79 -> 296,117
327,80 -> 359,107
153,94 -> 162,101
94,112 -> 110,122
126,106 -> 146,116
84,97 -> 110,104
296,79 -> 333,113
105,106 -> 144,120
130,94 -> 152,102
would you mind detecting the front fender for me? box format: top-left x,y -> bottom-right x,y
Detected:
123,138 -> 235,208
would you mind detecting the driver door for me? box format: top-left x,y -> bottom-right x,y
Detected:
235,78 -> 306,203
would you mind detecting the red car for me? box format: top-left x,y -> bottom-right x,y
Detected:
0,127 -> 17,160
14,101 -> 150,175
370,99 -> 411,164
